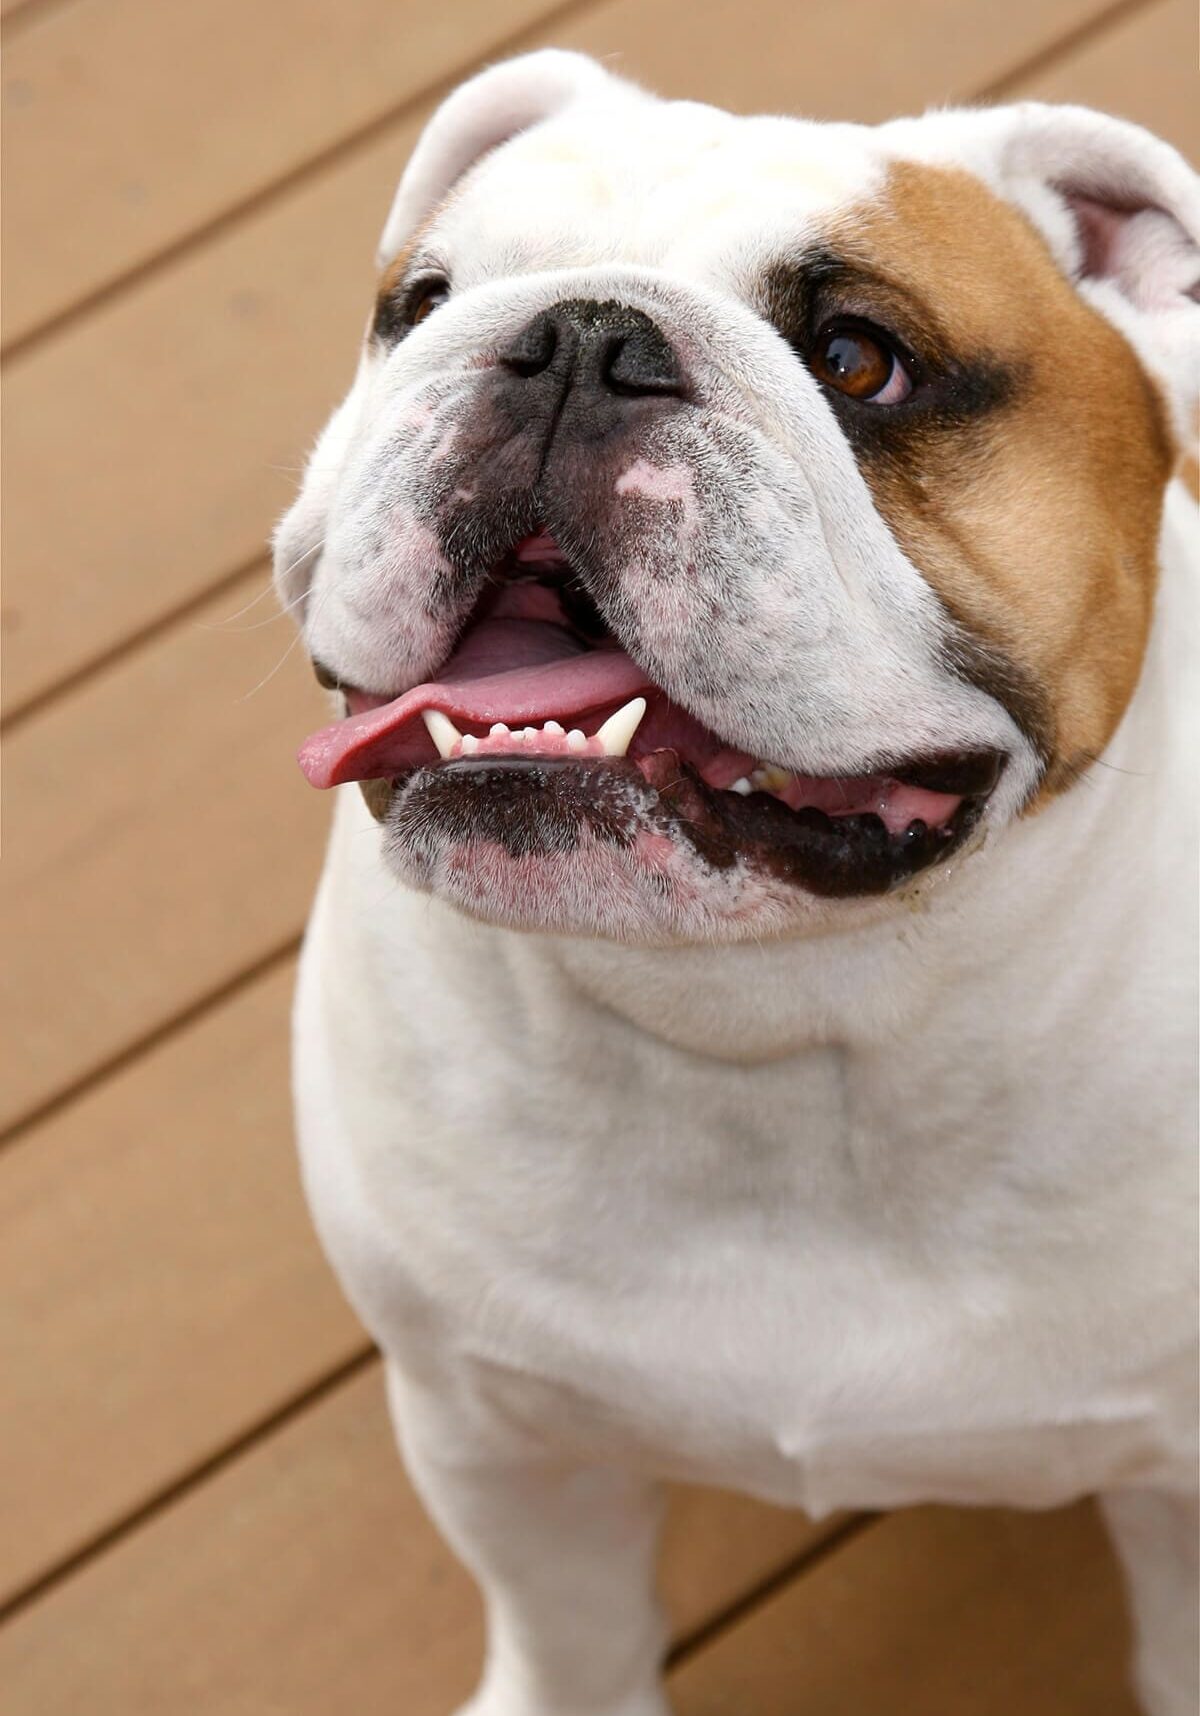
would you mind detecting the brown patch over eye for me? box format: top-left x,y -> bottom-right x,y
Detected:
825,161 -> 1174,807
812,327 -> 892,398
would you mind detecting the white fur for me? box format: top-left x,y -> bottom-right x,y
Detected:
279,56 -> 1200,1715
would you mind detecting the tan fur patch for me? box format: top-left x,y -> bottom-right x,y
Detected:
377,238 -> 421,302
835,162 -> 1175,806
373,205 -> 452,341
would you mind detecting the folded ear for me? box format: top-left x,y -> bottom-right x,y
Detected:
893,103 -> 1200,433
377,50 -> 638,267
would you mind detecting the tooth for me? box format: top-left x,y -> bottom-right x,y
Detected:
544,720 -> 564,735
729,777 -> 752,795
423,709 -> 462,759
567,729 -> 587,753
490,722 -> 510,738
596,696 -> 647,758
460,733 -> 480,754
521,727 -> 536,742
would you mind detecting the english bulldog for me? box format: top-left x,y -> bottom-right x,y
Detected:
274,51 -> 1200,1716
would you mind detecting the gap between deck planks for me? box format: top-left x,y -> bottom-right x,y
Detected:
3,0 -> 1195,1138
4,0 -> 1185,722
2,0 -> 1194,1695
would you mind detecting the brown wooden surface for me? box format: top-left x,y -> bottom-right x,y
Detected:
2,0 -> 1194,1709
0,960 -> 364,1600
671,1502 -> 1138,1716
0,572 -> 327,1133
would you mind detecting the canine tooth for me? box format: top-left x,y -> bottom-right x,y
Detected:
596,696 -> 647,758
567,729 -> 587,752
422,709 -> 462,759
753,764 -> 791,792
460,733 -> 480,754
489,722 -> 510,738
729,777 -> 753,795
544,720 -> 564,735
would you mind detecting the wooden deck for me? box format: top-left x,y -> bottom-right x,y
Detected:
2,1 -> 1195,1709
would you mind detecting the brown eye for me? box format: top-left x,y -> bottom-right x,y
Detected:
409,279 -> 450,326
812,324 -> 912,404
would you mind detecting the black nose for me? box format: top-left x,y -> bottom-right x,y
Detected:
499,299 -> 684,398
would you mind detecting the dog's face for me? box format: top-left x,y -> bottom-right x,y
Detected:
277,53 -> 1199,944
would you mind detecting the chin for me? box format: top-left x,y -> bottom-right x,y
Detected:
373,746 -> 995,948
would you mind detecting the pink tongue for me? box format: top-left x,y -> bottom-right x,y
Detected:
299,619 -> 652,788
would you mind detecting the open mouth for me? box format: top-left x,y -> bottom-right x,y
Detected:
299,532 -> 1003,897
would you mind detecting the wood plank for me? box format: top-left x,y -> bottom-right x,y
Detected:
0,0 -> 569,348
671,1501 -> 1136,1716
2,0 -> 1125,717
0,961 -> 367,1603
0,571 -> 328,1134
1019,0 -> 1198,161
0,1364 -> 832,1714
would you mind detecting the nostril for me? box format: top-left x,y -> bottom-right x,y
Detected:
500,312 -> 559,379
603,328 -> 683,397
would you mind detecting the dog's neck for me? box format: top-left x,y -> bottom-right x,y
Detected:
332,480 -> 1195,1066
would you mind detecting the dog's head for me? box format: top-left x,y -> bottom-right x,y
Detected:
277,52 -> 1199,944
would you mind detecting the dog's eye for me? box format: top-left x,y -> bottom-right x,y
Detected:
409,277 -> 451,327
811,322 -> 913,405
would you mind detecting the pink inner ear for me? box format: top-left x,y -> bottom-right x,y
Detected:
1063,189 -> 1200,313
1067,192 -> 1134,280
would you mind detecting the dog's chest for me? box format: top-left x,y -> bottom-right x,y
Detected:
297,938 -> 1191,1517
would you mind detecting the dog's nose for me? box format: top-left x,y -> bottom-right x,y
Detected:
499,299 -> 684,398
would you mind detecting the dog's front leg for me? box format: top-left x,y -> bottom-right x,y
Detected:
385,1361 -> 672,1716
1101,1488 -> 1199,1716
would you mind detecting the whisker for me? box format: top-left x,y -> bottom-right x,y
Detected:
236,587 -> 329,702
201,541 -> 326,633
237,626 -> 308,701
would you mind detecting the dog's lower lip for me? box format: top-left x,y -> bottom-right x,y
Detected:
384,750 -> 996,898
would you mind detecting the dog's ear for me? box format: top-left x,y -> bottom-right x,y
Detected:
377,50 -> 637,267
893,104 -> 1200,433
